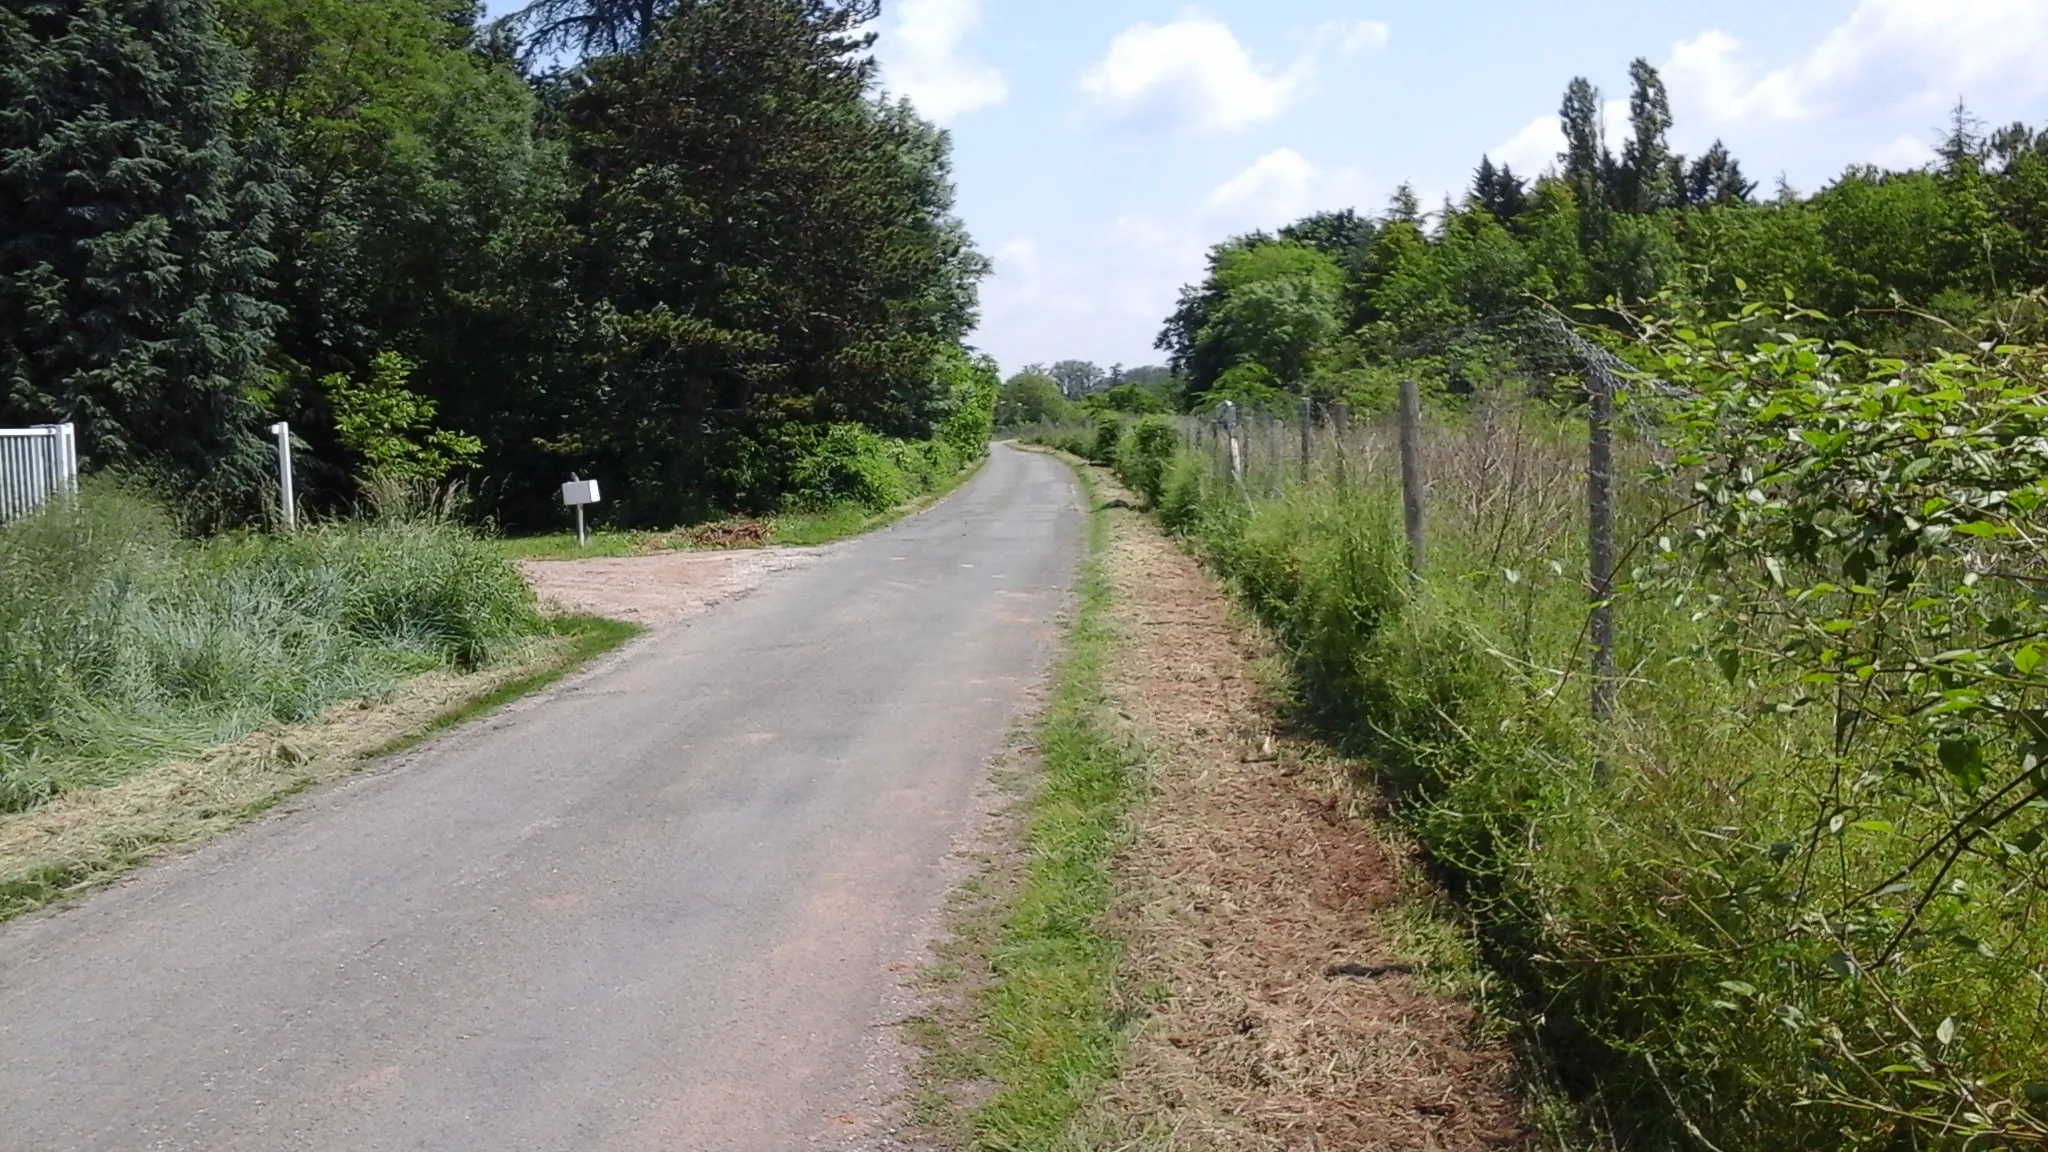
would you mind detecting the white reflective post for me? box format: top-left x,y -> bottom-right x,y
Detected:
268,421 -> 295,530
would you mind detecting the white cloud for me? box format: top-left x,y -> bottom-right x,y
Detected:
874,0 -> 1006,123
1081,17 -> 1302,133
1080,16 -> 1388,135
1867,133 -> 1937,170
1318,18 -> 1391,56
1665,0 -> 2048,128
978,215 -> 1204,372
1490,115 -> 1562,178
975,150 -> 1373,370
1488,98 -> 1630,178
1204,148 -> 1369,232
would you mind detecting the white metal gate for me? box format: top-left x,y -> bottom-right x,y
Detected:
0,423 -> 79,522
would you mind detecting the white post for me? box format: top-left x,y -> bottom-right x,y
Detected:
268,421 -> 295,530
576,503 -> 586,547
55,423 -> 77,492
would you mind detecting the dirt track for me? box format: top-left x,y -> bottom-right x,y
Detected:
520,546 -> 820,626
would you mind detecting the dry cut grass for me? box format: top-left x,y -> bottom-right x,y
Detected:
1082,477 -> 1526,1151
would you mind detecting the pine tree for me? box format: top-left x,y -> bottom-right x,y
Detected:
1384,183 -> 1423,225
1617,58 -> 1676,212
1472,157 -> 1530,225
509,0 -> 877,59
0,0 -> 283,485
562,0 -> 986,514
1683,141 -> 1756,207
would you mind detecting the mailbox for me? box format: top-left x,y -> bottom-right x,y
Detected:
561,479 -> 601,506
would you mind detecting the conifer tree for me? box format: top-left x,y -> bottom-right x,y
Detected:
1683,141 -> 1756,206
1560,76 -> 1610,253
1617,58 -> 1677,212
1472,157 -> 1531,225
1384,183 -> 1423,225
0,0 -> 283,484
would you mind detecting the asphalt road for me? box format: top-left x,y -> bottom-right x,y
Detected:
0,443 -> 1085,1152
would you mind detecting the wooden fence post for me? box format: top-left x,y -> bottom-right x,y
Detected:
1299,395 -> 1313,482
1398,380 -> 1426,577
1587,362 -> 1618,751
1330,401 -> 1350,488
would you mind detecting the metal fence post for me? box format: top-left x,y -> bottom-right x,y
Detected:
1398,380 -> 1426,577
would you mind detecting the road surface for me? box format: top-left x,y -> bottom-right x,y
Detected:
0,443 -> 1085,1151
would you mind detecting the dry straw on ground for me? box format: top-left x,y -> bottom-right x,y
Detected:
1085,488 -> 1526,1151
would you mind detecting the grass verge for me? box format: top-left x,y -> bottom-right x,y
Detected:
497,455 -> 990,559
911,458 -> 1141,1151
0,613 -> 642,924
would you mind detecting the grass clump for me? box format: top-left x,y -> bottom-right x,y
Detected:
0,481 -> 543,812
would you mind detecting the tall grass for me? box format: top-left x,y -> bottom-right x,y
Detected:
0,482 -> 542,812
1054,400 -> 2048,1149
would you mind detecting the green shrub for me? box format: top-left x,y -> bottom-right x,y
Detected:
1111,417 -> 1179,507
784,423 -> 910,512
0,482 -> 542,812
1154,451 -> 1209,533
933,347 -> 1000,461
1087,412 -> 1122,465
1019,423 -> 1094,458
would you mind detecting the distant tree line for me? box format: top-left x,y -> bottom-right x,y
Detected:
995,359 -> 1182,426
0,0 -> 991,527
1157,58 -> 2048,414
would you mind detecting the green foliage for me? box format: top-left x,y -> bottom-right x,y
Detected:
781,415 -> 981,516
1160,69 -> 2048,409
996,370 -> 1073,426
1087,412 -> 1123,466
784,424 -> 912,512
0,481 -> 541,812
1081,382 -> 1170,416
0,0 -> 283,490
1139,332 -> 2048,1145
1161,240 -> 1347,406
558,0 -> 987,522
7,0 -> 988,527
221,0 -> 551,503
1110,417 -> 1178,507
1634,309 -> 2048,1138
931,347 -> 1000,461
322,352 -> 482,484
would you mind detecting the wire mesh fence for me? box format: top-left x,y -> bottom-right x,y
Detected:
1066,326 -> 2048,1144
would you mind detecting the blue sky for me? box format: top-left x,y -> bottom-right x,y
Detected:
488,0 -> 2048,374
866,0 -> 2048,373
